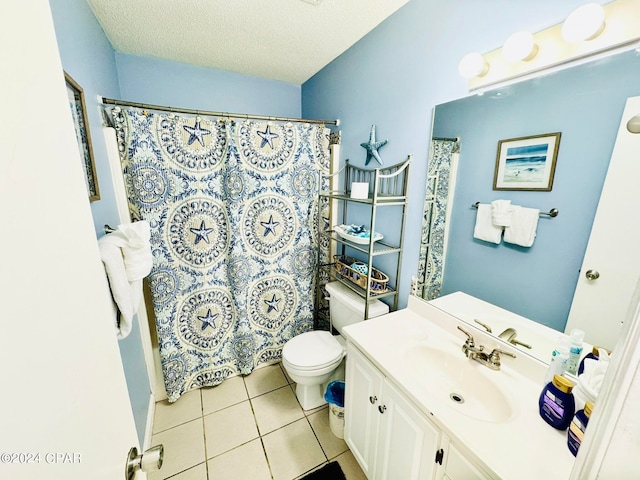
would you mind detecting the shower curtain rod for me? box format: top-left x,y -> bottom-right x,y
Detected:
99,96 -> 340,126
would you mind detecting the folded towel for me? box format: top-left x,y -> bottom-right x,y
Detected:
115,221 -> 153,281
97,221 -> 152,339
491,199 -> 513,227
98,237 -> 140,339
503,205 -> 539,247
473,204 -> 503,244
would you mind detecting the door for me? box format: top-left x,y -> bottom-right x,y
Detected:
344,344 -> 385,478
566,96 -> 640,349
375,380 -> 440,480
0,2 -> 139,479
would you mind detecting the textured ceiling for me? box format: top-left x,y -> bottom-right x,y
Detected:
88,0 -> 410,85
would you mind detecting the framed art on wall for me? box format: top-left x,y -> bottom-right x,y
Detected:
493,132 -> 561,191
65,72 -> 100,202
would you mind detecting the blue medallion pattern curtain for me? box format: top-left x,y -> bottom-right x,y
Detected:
417,139 -> 459,300
111,108 -> 330,402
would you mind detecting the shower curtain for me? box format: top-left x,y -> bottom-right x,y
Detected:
417,138 -> 459,300
111,107 -> 330,402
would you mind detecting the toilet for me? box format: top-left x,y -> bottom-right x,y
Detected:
282,281 -> 389,410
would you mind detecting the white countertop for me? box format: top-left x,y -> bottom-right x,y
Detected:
342,296 -> 576,480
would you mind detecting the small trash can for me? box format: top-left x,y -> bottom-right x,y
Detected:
324,380 -> 345,439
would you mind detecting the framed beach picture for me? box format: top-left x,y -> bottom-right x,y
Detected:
65,72 -> 100,202
493,132 -> 561,191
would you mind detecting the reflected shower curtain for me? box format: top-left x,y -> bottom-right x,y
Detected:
417,139 -> 459,300
112,108 -> 330,402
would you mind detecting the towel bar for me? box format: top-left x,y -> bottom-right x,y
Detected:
472,202 -> 558,218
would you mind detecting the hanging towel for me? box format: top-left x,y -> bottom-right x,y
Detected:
473,203 -> 503,244
503,206 -> 539,247
97,221 -> 153,339
491,199 -> 513,227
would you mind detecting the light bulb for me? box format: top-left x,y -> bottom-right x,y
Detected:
562,3 -> 606,43
458,52 -> 489,79
502,31 -> 538,62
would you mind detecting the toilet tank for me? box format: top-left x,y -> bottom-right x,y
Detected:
324,281 -> 389,333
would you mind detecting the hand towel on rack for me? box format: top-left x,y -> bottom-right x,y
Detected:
491,199 -> 513,227
503,205 -> 539,247
114,221 -> 153,281
97,221 -> 153,339
473,203 -> 503,244
98,236 -> 141,339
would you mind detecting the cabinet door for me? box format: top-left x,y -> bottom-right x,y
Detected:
345,344 -> 385,478
375,379 -> 441,480
444,442 -> 493,480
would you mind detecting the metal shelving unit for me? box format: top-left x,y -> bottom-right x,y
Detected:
318,155 -> 411,319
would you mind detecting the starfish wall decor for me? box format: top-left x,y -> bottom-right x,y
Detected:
360,124 -> 388,166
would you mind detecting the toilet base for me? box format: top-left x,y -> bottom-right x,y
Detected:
295,382 -> 327,411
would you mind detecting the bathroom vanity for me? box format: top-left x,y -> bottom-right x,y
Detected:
342,295 -> 576,479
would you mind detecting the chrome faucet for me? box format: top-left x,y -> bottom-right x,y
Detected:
457,326 -> 516,370
498,327 -> 532,349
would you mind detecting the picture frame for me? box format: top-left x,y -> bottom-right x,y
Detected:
64,72 -> 100,202
493,132 -> 561,191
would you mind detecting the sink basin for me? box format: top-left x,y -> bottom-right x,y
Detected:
401,343 -> 516,423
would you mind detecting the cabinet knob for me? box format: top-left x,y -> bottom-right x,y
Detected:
369,395 -> 377,404
378,405 -> 387,414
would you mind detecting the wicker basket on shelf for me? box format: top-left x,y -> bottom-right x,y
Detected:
333,255 -> 389,294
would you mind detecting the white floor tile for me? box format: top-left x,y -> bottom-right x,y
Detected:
308,407 -> 348,459
202,375 -> 248,415
207,438 -> 271,480
251,385 -> 304,435
165,462 -> 208,480
153,389 -> 202,434
244,363 -> 288,398
262,418 -> 326,480
148,418 -> 205,480
203,400 -> 259,458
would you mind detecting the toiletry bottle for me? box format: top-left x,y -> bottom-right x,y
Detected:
566,329 -> 585,376
543,335 -> 570,385
568,401 -> 594,456
539,374 -> 575,430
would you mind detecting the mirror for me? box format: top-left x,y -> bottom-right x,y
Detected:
418,47 -> 640,363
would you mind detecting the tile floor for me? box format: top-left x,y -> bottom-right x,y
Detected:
149,362 -> 367,480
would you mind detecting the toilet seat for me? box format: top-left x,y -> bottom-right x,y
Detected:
282,330 -> 345,371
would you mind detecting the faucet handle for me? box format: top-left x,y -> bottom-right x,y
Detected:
457,326 -> 475,346
489,348 -> 516,360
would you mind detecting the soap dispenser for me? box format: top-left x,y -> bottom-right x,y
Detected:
539,374 -> 575,430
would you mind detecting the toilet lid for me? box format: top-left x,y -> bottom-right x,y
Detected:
282,331 -> 344,370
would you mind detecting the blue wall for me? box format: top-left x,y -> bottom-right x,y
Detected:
435,50 -> 640,331
301,0 -> 604,310
115,53 -> 301,117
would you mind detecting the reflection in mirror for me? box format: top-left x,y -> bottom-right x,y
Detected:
417,48 -> 640,363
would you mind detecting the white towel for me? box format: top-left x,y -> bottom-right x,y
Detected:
473,204 -> 503,244
491,199 -> 513,227
97,221 -> 153,339
503,206 -> 539,247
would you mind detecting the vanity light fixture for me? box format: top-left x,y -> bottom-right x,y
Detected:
458,52 -> 489,79
626,114 -> 640,133
502,31 -> 538,62
561,3 -> 606,43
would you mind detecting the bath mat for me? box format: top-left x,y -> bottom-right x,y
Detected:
300,461 -> 346,480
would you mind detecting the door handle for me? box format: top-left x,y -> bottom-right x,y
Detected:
585,269 -> 600,280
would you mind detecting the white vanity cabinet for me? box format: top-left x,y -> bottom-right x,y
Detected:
345,343 -> 440,479
345,342 -> 494,480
